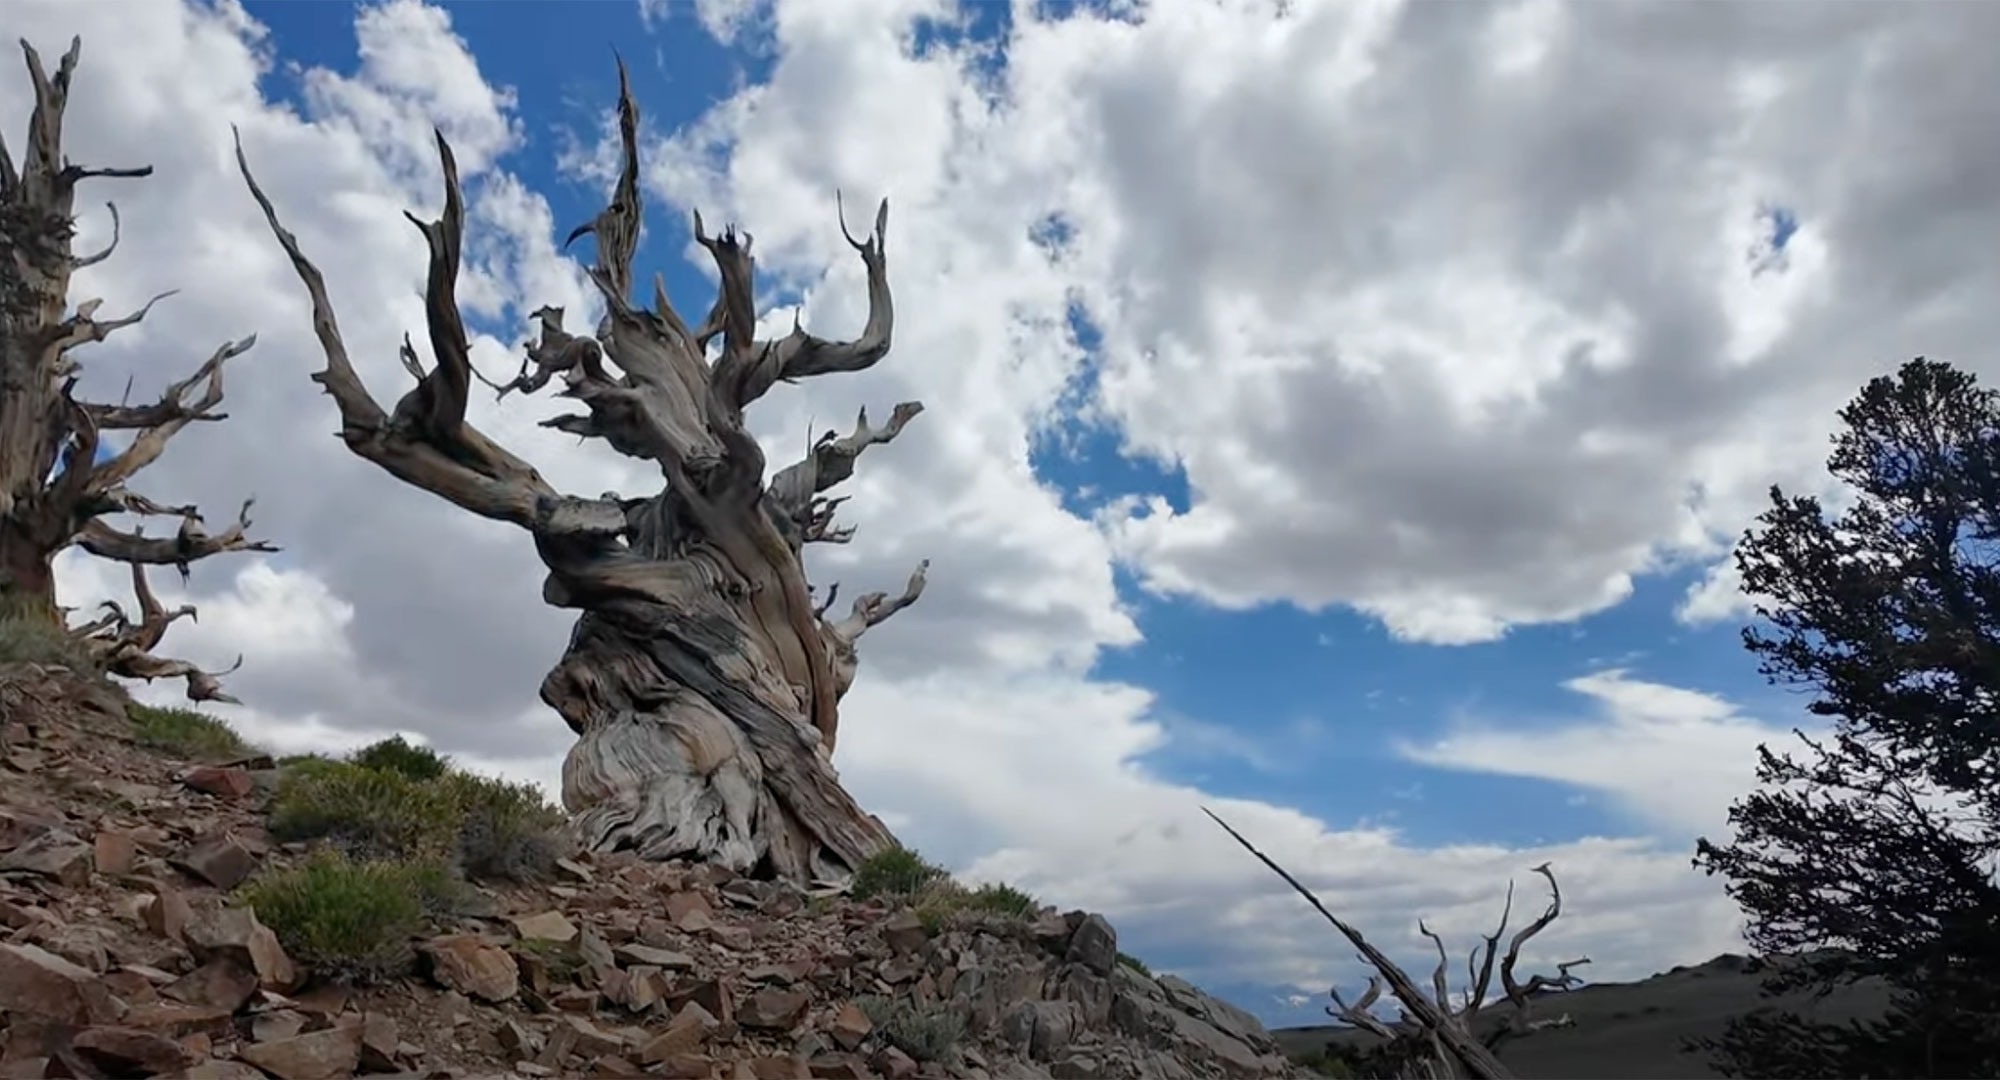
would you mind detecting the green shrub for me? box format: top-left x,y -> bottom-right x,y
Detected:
268,760 -> 461,860
965,882 -> 1038,918
238,849 -> 456,983
444,771 -> 569,882
0,612 -> 98,672
127,703 -> 253,761
348,735 -> 451,781
1290,1047 -> 1358,1079
1116,951 -> 1152,977
855,995 -> 965,1063
851,844 -> 950,900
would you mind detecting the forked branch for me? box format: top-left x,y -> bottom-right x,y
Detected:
1206,808 -> 1582,1080
77,562 -> 241,703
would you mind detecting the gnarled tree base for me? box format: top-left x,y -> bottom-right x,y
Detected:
547,606 -> 894,881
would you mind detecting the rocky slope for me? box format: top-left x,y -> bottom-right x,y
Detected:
0,664 -> 1302,1080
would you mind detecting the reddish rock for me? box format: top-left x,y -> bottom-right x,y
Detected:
71,1025 -> 195,1074
880,911 -> 927,956
250,1009 -> 308,1043
177,1062 -> 268,1080
143,888 -> 193,941
634,1001 -> 716,1063
741,988 -> 811,1032
663,891 -> 714,933
182,906 -> 297,992
163,956 -> 260,1013
171,832 -> 259,890
508,909 -> 578,943
102,969 -> 160,1005
653,1055 -> 719,1080
92,829 -> 139,876
560,1015 -> 627,1059
669,977 -> 734,1026
0,830 -> 93,886
612,942 -> 695,969
236,1023 -> 363,1080
871,1046 -> 920,1080
808,1055 -> 876,1080
828,1003 -> 873,1051
746,1056 -> 813,1080
425,934 -> 519,1003
181,765 -> 254,800
0,942 -> 125,1025
359,1013 -> 400,1072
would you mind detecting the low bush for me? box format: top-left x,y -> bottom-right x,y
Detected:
238,848 -> 458,983
348,735 -> 451,781
444,770 -> 570,882
128,703 -> 254,762
268,760 -> 462,861
0,612 -> 97,672
855,995 -> 966,1063
1116,951 -> 1152,977
851,845 -> 951,900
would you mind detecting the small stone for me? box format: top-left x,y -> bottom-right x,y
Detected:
182,765 -> 255,800
183,906 -> 298,992
359,1013 -> 400,1072
662,891 -> 713,932
740,988 -> 811,1032
71,1025 -> 195,1074
808,1056 -> 874,1080
0,830 -> 93,886
592,1055 -> 643,1076
612,942 -> 695,970
1065,914 -> 1117,977
634,1001 -> 715,1062
509,910 -> 578,943
705,923 -> 754,951
828,1003 -> 872,1051
669,978 -> 734,1026
251,1009 -> 308,1042
554,856 -> 594,882
745,1056 -> 812,1080
178,1062 -> 270,1080
143,888 -> 193,941
871,1046 -> 919,1080
497,1018 -> 541,1059
102,969 -> 160,1005
92,829 -> 139,876
561,1015 -> 626,1059
0,942 -> 125,1025
516,1063 -> 557,1078
881,910 -> 927,956
172,832 -> 259,890
426,934 -> 520,1003
653,1056 -> 718,1080
236,1024 -> 364,1080
162,956 -> 260,1013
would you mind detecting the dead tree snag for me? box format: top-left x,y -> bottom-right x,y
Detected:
1207,810 -> 1589,1080
237,60 -> 924,882
0,38 -> 272,702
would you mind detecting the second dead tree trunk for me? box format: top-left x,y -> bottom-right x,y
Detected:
238,62 -> 927,883
1,37 -> 271,702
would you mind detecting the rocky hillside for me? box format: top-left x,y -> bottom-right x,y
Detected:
0,663 -> 1302,1080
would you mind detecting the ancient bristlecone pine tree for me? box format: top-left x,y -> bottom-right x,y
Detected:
0,38 -> 271,702
236,63 -> 924,882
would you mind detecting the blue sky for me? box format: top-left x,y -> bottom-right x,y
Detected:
27,0 -> 1985,1033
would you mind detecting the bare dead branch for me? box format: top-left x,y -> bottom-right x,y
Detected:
74,499 -> 277,579
1499,864 -> 1589,1008
47,289 -> 176,354
70,201 -> 119,269
85,336 -> 253,491
1204,808 -> 1516,1080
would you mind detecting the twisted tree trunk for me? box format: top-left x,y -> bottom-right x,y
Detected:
238,62 -> 924,881
1,38 -> 271,700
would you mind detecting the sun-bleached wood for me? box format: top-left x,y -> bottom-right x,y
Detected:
238,59 -> 926,881
1,37 -> 271,701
